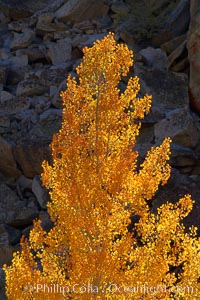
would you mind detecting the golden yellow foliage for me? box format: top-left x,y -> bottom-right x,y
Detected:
3,33 -> 200,299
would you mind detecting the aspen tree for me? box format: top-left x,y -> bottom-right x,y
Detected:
4,33 -> 200,300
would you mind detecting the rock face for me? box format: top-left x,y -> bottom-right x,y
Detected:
0,66 -> 7,85
10,29 -> 35,51
0,1 -> 200,298
0,184 -> 38,225
187,1 -> 200,113
154,108 -> 199,148
13,141 -> 52,178
135,66 -> 189,121
32,175 -> 49,209
164,0 -> 190,37
0,267 -> 6,300
0,137 -> 21,179
47,38 -> 72,65
139,47 -> 167,70
16,78 -> 48,97
55,0 -> 109,23
0,96 -> 30,114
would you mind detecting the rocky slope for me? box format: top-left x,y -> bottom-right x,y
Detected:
0,0 -> 200,298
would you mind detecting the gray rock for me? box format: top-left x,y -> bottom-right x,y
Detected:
16,47 -> 47,63
16,79 -> 48,97
0,48 -> 12,61
32,175 -> 49,209
8,17 -> 37,32
0,224 -> 21,246
143,0 -> 169,12
9,206 -> 39,227
135,65 -> 189,113
49,85 -> 57,98
191,165 -> 200,176
190,0 -> 200,17
0,65 -> 8,85
7,65 -> 32,86
9,54 -> 29,68
142,106 -> 166,125
92,15 -> 112,30
16,175 -> 33,191
0,114 -> 10,134
29,96 -> 51,114
0,245 -> 14,267
169,57 -> 189,73
0,96 -> 30,115
73,20 -> 95,33
154,108 -> 199,148
36,13 -> 67,36
161,34 -> 186,55
137,126 -> 155,143
52,79 -> 66,108
0,268 -> 6,300
53,30 -> 71,40
0,184 -> 26,224
10,28 -> 35,51
0,225 -> 11,246
39,108 -> 62,120
38,211 -> 54,232
0,2 -> 33,21
0,137 -> 21,179
0,91 -> 13,103
0,12 -> 9,25
15,109 -> 39,125
30,109 -> 62,140
164,0 -> 190,37
111,1 -> 130,14
35,0 -> 68,15
187,4 -> 200,114
47,38 -> 72,65
14,140 -> 52,178
55,0 -> 109,23
36,13 -> 54,34
72,34 -> 89,48
36,64 -> 71,87
139,47 -> 167,70
151,0 -> 189,47
21,225 -> 33,239
38,13 -> 54,23
11,109 -> 62,177
135,126 -> 155,163
75,33 -> 106,50
20,0 -> 56,14
167,40 -> 187,70
170,144 -> 197,168
119,29 -> 138,51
